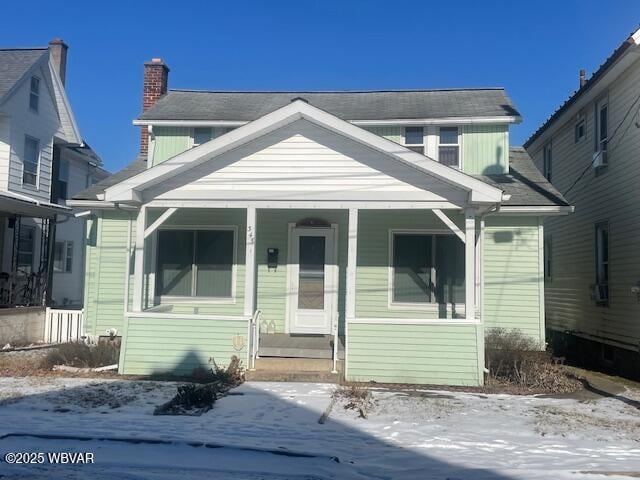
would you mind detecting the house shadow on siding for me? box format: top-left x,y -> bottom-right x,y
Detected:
0,358 -> 519,479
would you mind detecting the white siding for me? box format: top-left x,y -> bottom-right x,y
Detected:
1,63 -> 60,202
527,57 -> 640,350
0,117 -> 10,190
148,119 -> 468,205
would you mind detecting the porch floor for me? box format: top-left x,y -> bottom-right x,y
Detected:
258,333 -> 345,360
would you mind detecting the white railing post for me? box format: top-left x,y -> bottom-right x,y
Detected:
244,207 -> 257,318
43,308 -> 85,343
340,208 -> 359,374
132,206 -> 146,312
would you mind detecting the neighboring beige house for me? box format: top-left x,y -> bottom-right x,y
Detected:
525,27 -> 640,379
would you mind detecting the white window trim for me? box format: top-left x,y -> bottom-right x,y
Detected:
437,126 -> 462,169
544,234 -> 552,280
574,116 -> 586,143
29,76 -> 40,113
22,135 -> 40,189
595,221 -> 609,304
387,228 -> 466,313
543,141 -> 552,181
191,127 -> 214,148
594,96 -> 609,154
153,224 -> 238,305
53,240 -> 74,273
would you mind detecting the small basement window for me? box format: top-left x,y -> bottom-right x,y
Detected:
156,228 -> 235,299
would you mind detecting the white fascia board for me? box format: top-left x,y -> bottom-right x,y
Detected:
107,100 -> 504,204
492,205 -> 574,216
65,199 -> 138,210
48,60 -> 82,144
132,115 -> 520,127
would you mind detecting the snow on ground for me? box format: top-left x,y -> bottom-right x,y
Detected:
0,377 -> 638,479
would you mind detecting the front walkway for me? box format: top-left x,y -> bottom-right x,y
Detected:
0,378 -> 638,478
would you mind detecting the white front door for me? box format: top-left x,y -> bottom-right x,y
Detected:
288,227 -> 337,334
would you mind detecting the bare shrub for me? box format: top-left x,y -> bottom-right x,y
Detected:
485,328 -> 581,393
40,341 -> 120,370
196,355 -> 244,385
333,385 -> 376,418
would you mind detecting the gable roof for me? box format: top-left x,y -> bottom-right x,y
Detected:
524,27 -> 640,148
74,154 -> 146,200
104,100 -> 506,205
0,48 -> 47,102
137,88 -> 521,123
475,148 -> 570,208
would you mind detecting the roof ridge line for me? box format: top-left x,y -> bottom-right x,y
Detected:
167,87 -> 507,94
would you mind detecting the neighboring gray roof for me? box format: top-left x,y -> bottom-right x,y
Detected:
73,155 -> 146,200
475,147 -> 570,207
0,48 -> 47,102
75,148 -> 568,208
139,88 -> 521,122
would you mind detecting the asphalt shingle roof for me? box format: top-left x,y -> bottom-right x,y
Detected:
74,155 -> 146,200
138,88 -> 521,122
475,147 -> 569,207
0,48 -> 47,102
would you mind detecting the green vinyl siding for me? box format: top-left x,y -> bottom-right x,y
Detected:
255,209 -> 348,334
362,126 -> 403,144
462,124 -> 508,174
152,127 -> 191,165
483,216 -> 543,341
346,323 -> 481,385
356,210 -> 465,319
83,211 -> 134,336
119,315 -> 247,375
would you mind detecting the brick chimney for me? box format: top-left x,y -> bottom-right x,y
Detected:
48,38 -> 68,86
579,69 -> 587,88
140,58 -> 169,155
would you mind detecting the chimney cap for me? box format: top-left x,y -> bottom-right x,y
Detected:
145,57 -> 166,65
49,38 -> 68,47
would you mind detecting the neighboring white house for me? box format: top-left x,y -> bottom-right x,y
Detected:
0,39 -> 106,311
51,143 -> 108,307
525,27 -> 640,379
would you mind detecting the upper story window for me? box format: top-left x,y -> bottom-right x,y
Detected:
403,127 -> 424,153
193,127 -> 213,146
594,99 -> 608,157
574,116 -> 586,143
29,76 -> 40,112
543,142 -> 552,182
594,221 -> 609,305
58,159 -> 69,199
438,127 -> 460,168
22,136 -> 39,186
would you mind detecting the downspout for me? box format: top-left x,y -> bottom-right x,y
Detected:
479,203 -> 500,376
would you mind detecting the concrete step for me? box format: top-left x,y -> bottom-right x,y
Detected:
258,333 -> 344,360
245,370 -> 341,383
245,357 -> 344,383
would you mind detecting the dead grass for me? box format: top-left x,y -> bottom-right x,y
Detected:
333,384 -> 376,418
40,341 -> 120,370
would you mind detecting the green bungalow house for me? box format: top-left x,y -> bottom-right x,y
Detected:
68,59 -> 571,386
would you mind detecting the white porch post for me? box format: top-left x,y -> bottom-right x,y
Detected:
464,208 -> 476,321
341,208 -> 358,375
244,207 -> 257,317
132,206 -> 147,312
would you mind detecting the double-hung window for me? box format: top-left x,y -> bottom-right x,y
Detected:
23,136 -> 39,186
193,127 -> 213,147
53,241 -> 73,273
17,225 -> 35,273
543,142 -> 552,182
594,222 -> 609,304
574,116 -> 586,143
58,159 -> 69,200
438,127 -> 460,167
594,98 -> 608,167
544,235 -> 552,281
156,228 -> 235,299
29,76 -> 40,112
404,127 -> 424,153
390,232 -> 464,306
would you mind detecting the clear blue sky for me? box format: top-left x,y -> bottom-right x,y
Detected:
2,0 -> 639,172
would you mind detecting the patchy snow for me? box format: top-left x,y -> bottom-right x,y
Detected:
0,377 -> 638,479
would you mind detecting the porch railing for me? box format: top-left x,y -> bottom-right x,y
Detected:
0,271 -> 47,308
44,308 -> 84,344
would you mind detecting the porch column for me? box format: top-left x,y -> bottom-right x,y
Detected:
464,208 -> 476,321
244,207 -> 257,317
132,206 -> 147,312
345,208 -> 358,320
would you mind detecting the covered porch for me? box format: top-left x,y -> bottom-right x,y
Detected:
118,203 -> 484,383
